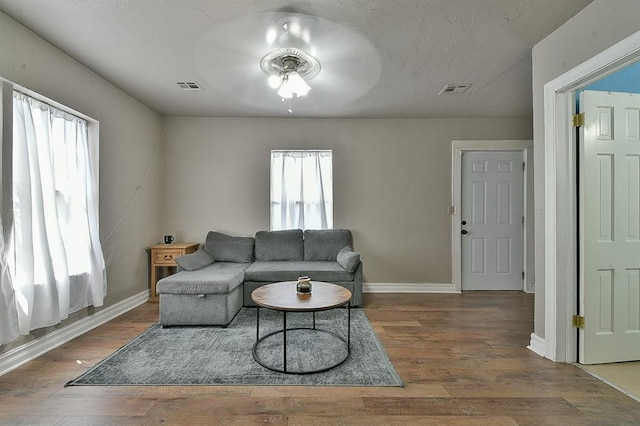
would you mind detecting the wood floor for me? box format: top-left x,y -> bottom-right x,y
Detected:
1,292 -> 639,425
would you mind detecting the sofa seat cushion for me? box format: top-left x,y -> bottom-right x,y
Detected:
244,261 -> 354,282
156,262 -> 248,295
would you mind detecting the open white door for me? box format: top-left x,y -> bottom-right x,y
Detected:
461,151 -> 524,290
579,90 -> 640,364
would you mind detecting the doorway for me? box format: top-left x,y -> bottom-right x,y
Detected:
543,30 -> 640,363
451,140 -> 533,293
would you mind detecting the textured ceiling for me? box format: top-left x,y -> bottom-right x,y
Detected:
0,0 -> 594,118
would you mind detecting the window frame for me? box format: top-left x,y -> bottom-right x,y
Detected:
270,149 -> 333,231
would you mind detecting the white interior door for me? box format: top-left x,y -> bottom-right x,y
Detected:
579,90 -> 640,364
461,151 -> 524,290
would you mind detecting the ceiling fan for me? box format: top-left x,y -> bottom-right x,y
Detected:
193,11 -> 381,115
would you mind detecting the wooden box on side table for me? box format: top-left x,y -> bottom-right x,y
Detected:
149,243 -> 198,301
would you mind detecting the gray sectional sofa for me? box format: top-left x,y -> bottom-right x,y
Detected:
156,229 -> 362,326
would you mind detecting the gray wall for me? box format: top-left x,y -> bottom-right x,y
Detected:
0,11 -> 163,350
163,117 -> 532,284
532,0 -> 640,338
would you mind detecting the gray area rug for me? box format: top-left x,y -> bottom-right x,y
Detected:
67,308 -> 403,386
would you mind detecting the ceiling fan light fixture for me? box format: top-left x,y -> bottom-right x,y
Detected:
276,79 -> 293,99
267,75 -> 281,88
277,70 -> 311,99
261,47 -> 320,111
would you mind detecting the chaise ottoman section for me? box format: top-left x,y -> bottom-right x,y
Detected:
156,262 -> 248,326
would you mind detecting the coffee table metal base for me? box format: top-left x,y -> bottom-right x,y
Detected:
252,308 -> 351,375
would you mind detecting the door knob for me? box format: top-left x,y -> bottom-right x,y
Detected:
461,230 -> 468,235
461,220 -> 467,225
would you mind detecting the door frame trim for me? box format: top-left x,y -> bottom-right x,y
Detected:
451,140 -> 533,293
543,30 -> 640,362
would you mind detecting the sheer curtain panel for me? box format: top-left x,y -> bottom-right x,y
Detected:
9,92 -> 105,336
271,150 -> 333,231
0,218 -> 19,345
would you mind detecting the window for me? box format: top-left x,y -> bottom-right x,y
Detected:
6,90 -> 105,336
270,150 -> 333,230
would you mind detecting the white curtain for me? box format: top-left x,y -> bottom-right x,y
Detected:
8,92 -> 106,336
271,150 -> 333,230
0,217 -> 19,345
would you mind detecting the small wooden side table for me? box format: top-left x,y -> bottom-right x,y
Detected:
148,243 -> 198,301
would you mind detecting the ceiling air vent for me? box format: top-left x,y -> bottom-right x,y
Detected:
176,81 -> 203,91
439,84 -> 471,95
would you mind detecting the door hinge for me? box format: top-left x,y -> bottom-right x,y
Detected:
573,113 -> 585,127
572,315 -> 585,329
522,271 -> 525,279
522,162 -> 525,171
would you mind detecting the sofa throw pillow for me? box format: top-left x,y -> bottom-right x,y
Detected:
175,249 -> 213,271
337,246 -> 360,273
203,231 -> 255,263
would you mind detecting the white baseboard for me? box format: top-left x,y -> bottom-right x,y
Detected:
363,282 -> 459,293
527,332 -> 546,357
0,290 -> 149,377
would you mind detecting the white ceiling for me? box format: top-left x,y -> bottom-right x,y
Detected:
0,0 -> 593,118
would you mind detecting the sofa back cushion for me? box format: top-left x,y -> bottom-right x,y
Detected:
303,229 -> 353,261
254,229 -> 304,261
203,231 -> 254,263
